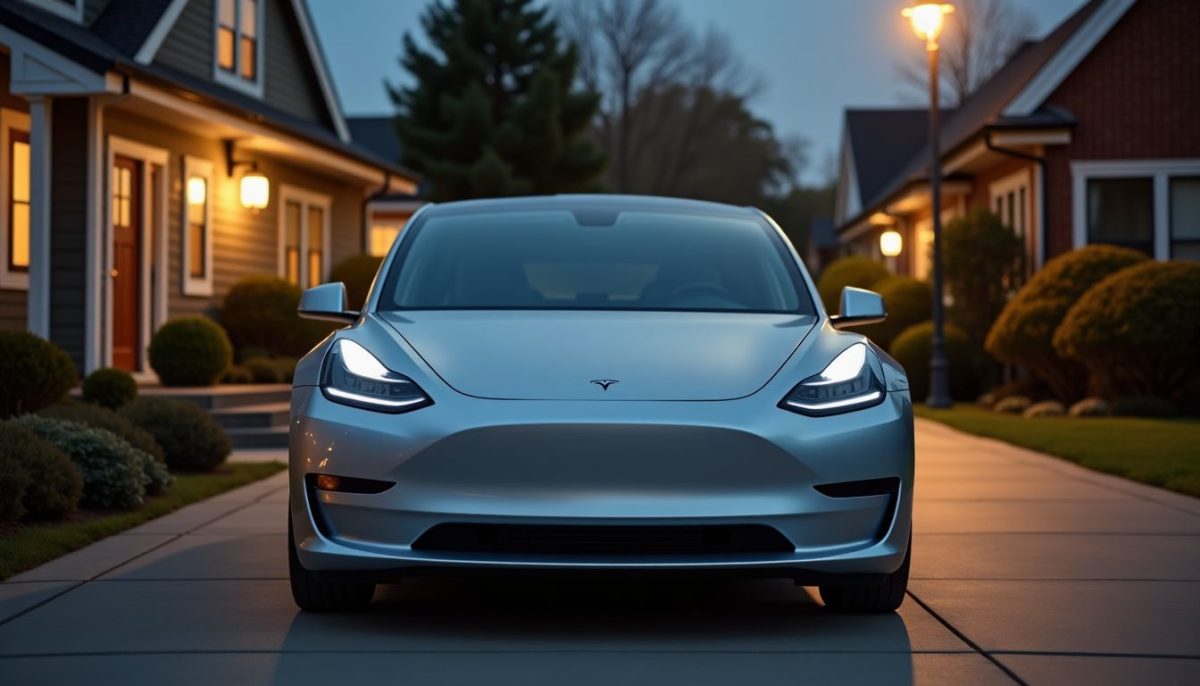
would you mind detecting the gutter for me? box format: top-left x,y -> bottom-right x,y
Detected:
984,129 -> 1047,270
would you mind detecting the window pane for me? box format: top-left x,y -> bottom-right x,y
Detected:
218,29 -> 235,71
241,0 -> 257,37
188,222 -> 205,278
285,202 -> 302,286
307,206 -> 324,287
11,202 -> 29,268
187,179 -> 206,224
11,140 -> 29,202
1170,177 -> 1200,242
240,36 -> 256,80
370,225 -> 401,256
1087,178 -> 1153,252
218,0 -> 235,27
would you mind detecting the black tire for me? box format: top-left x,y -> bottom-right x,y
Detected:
819,538 -> 910,614
288,514 -> 375,612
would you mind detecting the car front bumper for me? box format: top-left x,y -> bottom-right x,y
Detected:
288,385 -> 913,581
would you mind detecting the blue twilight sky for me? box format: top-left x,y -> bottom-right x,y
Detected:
308,0 -> 1088,184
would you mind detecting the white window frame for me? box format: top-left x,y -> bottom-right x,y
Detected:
213,0 -> 266,98
0,108 -> 31,290
277,184 -> 332,289
22,0 -> 84,23
1071,159 -> 1200,260
181,156 -> 214,297
990,167 -> 1035,270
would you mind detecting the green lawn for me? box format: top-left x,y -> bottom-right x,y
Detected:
0,461 -> 285,580
915,405 -> 1200,498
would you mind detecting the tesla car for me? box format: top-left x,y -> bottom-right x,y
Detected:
288,195 -> 913,613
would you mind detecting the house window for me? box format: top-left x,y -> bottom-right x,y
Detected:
215,0 -> 263,95
1086,178 -> 1154,255
182,157 -> 214,296
370,224 -> 401,257
278,186 -> 330,289
1170,177 -> 1200,261
0,109 -> 31,290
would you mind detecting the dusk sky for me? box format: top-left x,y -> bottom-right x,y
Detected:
309,0 -> 1088,183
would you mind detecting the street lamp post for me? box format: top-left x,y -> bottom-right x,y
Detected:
902,2 -> 955,408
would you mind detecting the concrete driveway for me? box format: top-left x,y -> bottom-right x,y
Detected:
1,419 -> 1198,685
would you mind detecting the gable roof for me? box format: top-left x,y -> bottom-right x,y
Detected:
347,115 -> 402,165
843,108 -> 929,212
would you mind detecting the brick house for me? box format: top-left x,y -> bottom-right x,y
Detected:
833,0 -> 1199,278
0,0 -> 419,376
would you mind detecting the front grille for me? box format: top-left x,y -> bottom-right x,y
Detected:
412,523 -> 795,556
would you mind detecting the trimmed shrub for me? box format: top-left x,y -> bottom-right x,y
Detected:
40,401 -> 165,463
888,321 -> 979,401
221,365 -> 255,384
987,377 -> 1053,404
81,367 -> 138,409
986,245 -> 1147,402
976,392 -> 996,409
221,276 -> 333,357
0,331 -> 78,418
943,208 -> 1024,344
138,450 -> 173,496
1068,397 -> 1110,418
0,448 -> 32,522
994,395 -> 1031,414
1053,261 -> 1200,404
330,254 -> 384,310
816,256 -> 889,313
13,415 -> 148,510
1023,400 -> 1065,418
861,276 -> 931,350
243,357 -> 283,383
0,422 -> 82,520
272,356 -> 298,383
148,318 -> 233,387
1111,396 -> 1177,418
121,397 -> 231,472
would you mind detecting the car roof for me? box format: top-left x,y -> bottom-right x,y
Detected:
419,194 -> 760,218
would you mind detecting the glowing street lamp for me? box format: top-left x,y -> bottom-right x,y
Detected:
902,1 -> 955,408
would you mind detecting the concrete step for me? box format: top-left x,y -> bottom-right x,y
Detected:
211,402 -> 292,430
226,425 -> 290,449
138,385 -> 293,410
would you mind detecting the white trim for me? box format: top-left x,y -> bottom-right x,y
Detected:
943,141 -> 988,175
22,0 -> 83,23
25,99 -> 50,335
85,100 -> 103,373
181,156 -> 215,297
107,136 -> 171,373
0,108 -> 31,291
1003,0 -> 1137,117
212,0 -> 267,99
277,184 -> 332,288
134,0 -> 192,65
0,24 -> 114,95
288,0 -> 351,143
989,168 -> 1033,233
1070,158 -> 1200,259
1032,163 -> 1045,268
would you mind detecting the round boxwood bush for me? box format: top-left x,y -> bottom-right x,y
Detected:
985,245 -> 1146,402
0,447 -> 32,522
1053,261 -> 1200,403
1110,396 -> 1177,418
243,357 -> 283,384
1023,400 -> 1065,418
994,395 -> 1032,414
861,276 -> 931,350
81,367 -> 138,409
0,331 -> 78,418
221,365 -> 254,384
0,422 -> 82,520
40,401 -> 165,463
221,276 -> 333,357
272,356 -> 298,383
889,321 -> 979,402
330,254 -> 384,310
13,415 -> 149,510
816,256 -> 890,313
120,397 -> 231,472
1068,397 -> 1110,418
148,317 -> 232,387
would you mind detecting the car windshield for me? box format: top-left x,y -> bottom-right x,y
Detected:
378,207 -> 811,314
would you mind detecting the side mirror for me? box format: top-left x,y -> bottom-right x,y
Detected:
298,282 -> 358,323
830,286 -> 886,330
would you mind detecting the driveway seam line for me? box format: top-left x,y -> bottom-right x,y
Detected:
0,582 -> 80,628
905,589 -> 1028,685
0,648 -> 985,658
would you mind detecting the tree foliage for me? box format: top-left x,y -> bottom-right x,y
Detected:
943,208 -> 1023,345
391,0 -> 606,200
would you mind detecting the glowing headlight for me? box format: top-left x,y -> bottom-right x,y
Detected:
780,343 -> 885,416
320,339 -> 431,413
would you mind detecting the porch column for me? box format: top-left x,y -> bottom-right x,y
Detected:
26,95 -> 51,337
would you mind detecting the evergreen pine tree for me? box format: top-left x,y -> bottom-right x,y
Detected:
389,0 -> 607,200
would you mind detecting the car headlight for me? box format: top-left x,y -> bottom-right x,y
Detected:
780,343 -> 885,416
321,339 -> 432,413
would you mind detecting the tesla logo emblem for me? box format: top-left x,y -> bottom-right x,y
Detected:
590,379 -> 619,391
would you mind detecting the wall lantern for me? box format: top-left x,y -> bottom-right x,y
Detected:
224,139 -> 270,213
186,176 -> 207,206
880,229 -> 903,257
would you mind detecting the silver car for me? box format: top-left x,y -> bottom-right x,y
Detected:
288,195 -> 913,613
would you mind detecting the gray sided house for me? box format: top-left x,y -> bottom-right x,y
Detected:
0,0 -> 418,376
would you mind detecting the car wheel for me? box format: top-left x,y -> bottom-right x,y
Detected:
288,513 -> 375,612
818,537 -> 910,614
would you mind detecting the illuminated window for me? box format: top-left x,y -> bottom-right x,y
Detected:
279,186 -> 329,288
307,205 -> 324,288
182,157 -> 214,296
9,131 -> 30,272
215,0 -> 262,94
369,224 -> 401,256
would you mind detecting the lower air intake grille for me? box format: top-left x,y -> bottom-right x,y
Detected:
412,523 -> 795,556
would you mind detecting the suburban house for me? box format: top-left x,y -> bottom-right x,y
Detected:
0,0 -> 419,377
833,0 -> 1199,278
346,115 -> 424,258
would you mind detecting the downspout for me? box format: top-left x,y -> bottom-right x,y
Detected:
984,129 -> 1047,270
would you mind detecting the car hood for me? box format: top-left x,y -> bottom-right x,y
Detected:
378,310 -> 816,401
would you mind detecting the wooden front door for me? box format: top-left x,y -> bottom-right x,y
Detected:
111,156 -> 141,371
